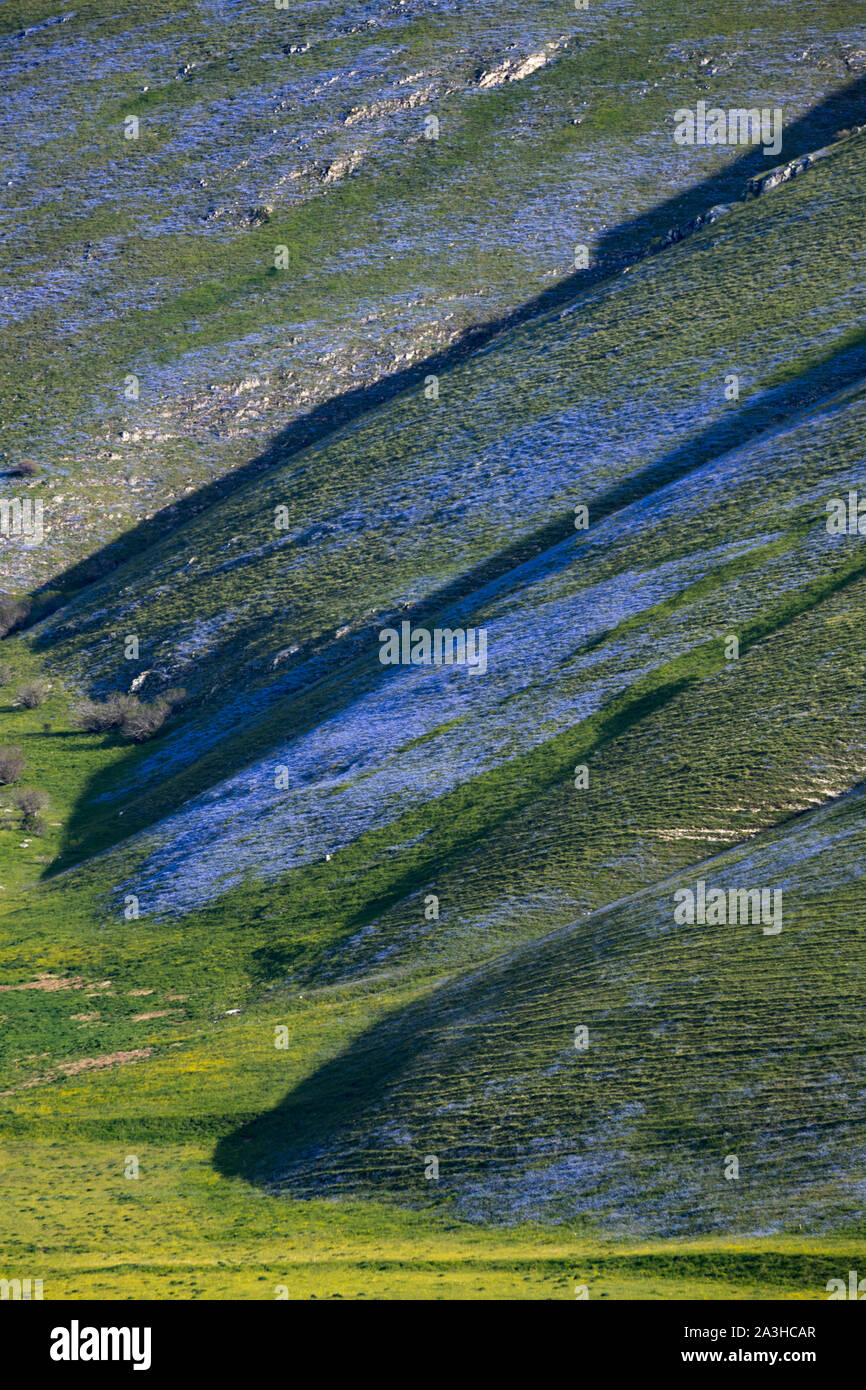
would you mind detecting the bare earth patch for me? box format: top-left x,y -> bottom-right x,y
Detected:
0,1049 -> 152,1096
0,973 -> 86,993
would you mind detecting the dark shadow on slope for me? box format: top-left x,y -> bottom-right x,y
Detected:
45,329 -> 866,873
214,769 -> 866,1195
214,783 -> 866,1194
246,677 -> 697,986
23,75 -> 866,619
213,922 -> 560,1190
246,544 -> 866,986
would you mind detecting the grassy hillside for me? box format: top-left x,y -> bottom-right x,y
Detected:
25,129 -> 866,872
2,0 -> 865,593
215,787 -> 865,1235
1,1 -> 865,1300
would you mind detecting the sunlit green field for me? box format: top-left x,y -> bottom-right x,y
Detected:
5,1134 -> 859,1300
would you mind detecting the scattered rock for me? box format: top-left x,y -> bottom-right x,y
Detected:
322,150 -> 364,184
745,144 -> 836,199
477,39 -> 567,90
660,203 -> 731,249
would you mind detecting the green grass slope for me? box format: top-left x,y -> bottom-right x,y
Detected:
23,125 -> 866,874
217,785 -> 866,1237
1,10 -> 865,1300
2,1 -> 865,593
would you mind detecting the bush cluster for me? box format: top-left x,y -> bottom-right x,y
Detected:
0,748 -> 50,834
73,688 -> 187,742
15,680 -> 50,709
14,786 -> 50,835
0,744 -> 25,784
0,643 -> 61,838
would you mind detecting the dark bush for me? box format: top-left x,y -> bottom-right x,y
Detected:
73,694 -> 129,733
16,679 -> 49,709
119,700 -> 170,742
73,687 -> 187,742
14,786 -> 50,833
0,744 -> 25,784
